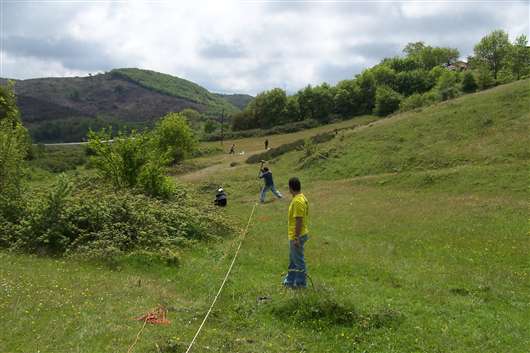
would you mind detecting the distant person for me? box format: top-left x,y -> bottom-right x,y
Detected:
264,139 -> 269,150
283,177 -> 309,289
258,163 -> 282,203
229,144 -> 235,155
214,187 -> 227,207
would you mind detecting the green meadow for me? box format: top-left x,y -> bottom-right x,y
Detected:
1,80 -> 529,353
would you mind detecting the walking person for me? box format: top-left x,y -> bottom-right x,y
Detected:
283,177 -> 309,289
258,162 -> 282,203
229,143 -> 236,155
264,139 -> 269,150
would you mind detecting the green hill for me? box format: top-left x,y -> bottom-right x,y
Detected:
4,69 -> 244,143
1,80 -> 528,353
110,68 -> 240,115
305,79 -> 529,182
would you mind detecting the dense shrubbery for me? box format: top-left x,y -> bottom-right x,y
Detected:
231,30 -> 529,131
28,145 -> 87,173
87,112 -> 196,199
374,86 -> 403,116
0,93 -> 229,259
1,175 -> 234,258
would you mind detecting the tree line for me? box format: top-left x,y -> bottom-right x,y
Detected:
232,30 -> 530,131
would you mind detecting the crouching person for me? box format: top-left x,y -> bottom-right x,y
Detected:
214,187 -> 227,207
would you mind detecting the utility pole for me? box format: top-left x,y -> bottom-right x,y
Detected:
220,109 -> 224,146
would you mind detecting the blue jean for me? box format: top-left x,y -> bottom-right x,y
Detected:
260,185 -> 282,203
283,235 -> 309,288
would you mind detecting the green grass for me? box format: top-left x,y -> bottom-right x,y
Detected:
1,80 -> 529,352
111,68 -> 240,116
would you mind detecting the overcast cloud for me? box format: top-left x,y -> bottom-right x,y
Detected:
2,0 -> 529,94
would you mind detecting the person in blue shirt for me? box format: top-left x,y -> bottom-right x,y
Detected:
258,166 -> 283,203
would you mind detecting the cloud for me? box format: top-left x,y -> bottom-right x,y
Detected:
1,0 -> 528,95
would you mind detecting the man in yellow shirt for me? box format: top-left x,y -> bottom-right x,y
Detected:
283,177 -> 309,288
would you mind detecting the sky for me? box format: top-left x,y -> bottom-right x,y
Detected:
2,0 -> 529,95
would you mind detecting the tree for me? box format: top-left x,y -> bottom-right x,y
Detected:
473,29 -> 511,80
374,86 -> 402,116
203,119 -> 218,134
371,65 -> 397,89
356,70 -> 377,114
231,110 -> 255,131
297,84 -> 334,122
285,95 -> 301,122
333,79 -> 362,117
436,71 -> 461,101
508,34 -> 530,80
395,69 -> 435,96
403,41 -> 459,69
151,112 -> 197,164
0,82 -> 29,221
247,88 -> 288,128
179,108 -> 202,130
476,65 -> 495,90
461,71 -> 478,93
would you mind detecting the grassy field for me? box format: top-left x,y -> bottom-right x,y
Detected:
1,81 -> 529,353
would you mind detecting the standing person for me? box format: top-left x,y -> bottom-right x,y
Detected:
264,139 -> 269,150
258,163 -> 282,203
229,144 -> 235,155
283,177 -> 309,289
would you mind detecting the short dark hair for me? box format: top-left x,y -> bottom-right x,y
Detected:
288,177 -> 301,192
263,167 -> 269,172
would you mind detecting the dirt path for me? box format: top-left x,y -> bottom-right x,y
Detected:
177,113 -> 407,183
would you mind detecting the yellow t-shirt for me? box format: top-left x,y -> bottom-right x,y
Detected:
288,193 -> 309,240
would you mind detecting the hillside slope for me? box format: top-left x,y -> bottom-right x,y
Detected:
302,79 -> 529,181
1,81 -> 528,353
2,69 -> 243,142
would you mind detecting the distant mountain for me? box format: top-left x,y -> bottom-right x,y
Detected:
2,68 -> 247,142
214,93 -> 253,110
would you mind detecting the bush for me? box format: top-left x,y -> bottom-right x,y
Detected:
29,145 -> 87,172
2,175 -> 235,258
476,66 -> 495,90
462,71 -> 478,93
374,86 -> 403,116
88,129 -> 151,189
436,71 -> 461,101
399,90 -> 440,112
137,161 -> 176,199
151,112 -> 197,164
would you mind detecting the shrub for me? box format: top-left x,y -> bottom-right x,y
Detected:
3,175 -> 235,258
151,112 -> 197,164
88,129 -> 151,189
137,161 -> 176,199
399,93 -> 426,111
476,66 -> 495,90
436,71 -> 461,101
462,71 -> 478,93
374,86 -> 403,116
399,90 -> 440,112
